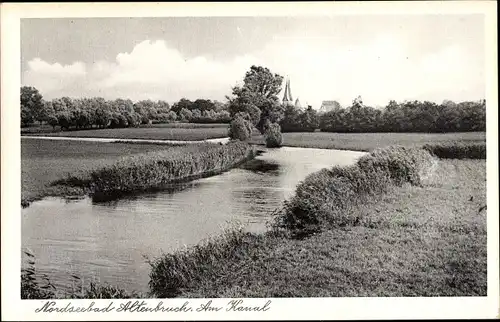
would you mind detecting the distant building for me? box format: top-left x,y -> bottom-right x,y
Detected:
282,78 -> 294,106
319,100 -> 341,113
294,98 -> 302,109
282,77 -> 303,109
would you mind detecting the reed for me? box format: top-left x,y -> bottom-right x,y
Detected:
21,249 -> 139,299
57,141 -> 254,201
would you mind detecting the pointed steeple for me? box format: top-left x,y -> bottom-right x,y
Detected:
282,77 -> 294,105
287,79 -> 293,102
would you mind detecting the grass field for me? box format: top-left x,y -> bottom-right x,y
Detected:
22,124 -> 229,140
21,139 -> 175,206
174,158 -> 486,297
21,123 -> 229,134
250,131 -> 486,151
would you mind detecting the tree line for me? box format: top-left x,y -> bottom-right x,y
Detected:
20,86 -> 231,129
22,70 -> 486,135
318,97 -> 486,133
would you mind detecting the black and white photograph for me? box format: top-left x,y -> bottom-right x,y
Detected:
1,1 -> 498,320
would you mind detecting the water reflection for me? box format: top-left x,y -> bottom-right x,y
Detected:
22,147 -> 366,293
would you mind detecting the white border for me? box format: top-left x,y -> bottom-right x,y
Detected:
1,2 -> 498,320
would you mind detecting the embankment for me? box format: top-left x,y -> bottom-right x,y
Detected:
54,141 -> 255,202
148,145 -> 439,297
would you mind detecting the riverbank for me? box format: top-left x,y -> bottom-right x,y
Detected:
21,139 -> 253,207
250,131 -> 486,152
22,143 -> 487,298
148,143 -> 486,298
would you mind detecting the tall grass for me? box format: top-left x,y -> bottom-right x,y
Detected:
423,142 -> 486,159
148,224 -> 263,298
271,146 -> 435,237
58,141 -> 254,201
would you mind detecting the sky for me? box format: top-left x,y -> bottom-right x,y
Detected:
21,15 -> 485,108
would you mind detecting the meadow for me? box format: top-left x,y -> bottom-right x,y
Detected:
251,131 -> 486,151
22,124 -> 229,141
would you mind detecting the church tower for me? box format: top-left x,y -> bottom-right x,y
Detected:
282,78 -> 294,106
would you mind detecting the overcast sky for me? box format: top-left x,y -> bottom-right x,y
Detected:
21,15 -> 485,108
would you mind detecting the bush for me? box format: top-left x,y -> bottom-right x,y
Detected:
272,146 -> 435,236
423,143 -> 486,159
264,122 -> 283,148
229,117 -> 252,141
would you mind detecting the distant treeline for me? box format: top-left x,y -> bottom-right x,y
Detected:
319,99 -> 486,133
21,86 -> 486,133
20,86 -> 231,130
279,98 -> 486,133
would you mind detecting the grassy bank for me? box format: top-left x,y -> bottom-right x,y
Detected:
21,139 -> 177,207
249,131 -> 485,151
148,144 -> 486,297
23,126 -> 229,141
56,141 -> 254,201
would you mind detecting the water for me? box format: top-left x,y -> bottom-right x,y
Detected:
22,147 -> 366,294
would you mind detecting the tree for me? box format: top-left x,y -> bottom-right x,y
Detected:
299,106 -> 319,132
280,105 -> 302,132
40,101 -> 55,123
171,98 -> 193,113
213,100 -> 228,112
56,111 -> 72,130
179,108 -> 193,122
167,110 -> 178,122
228,65 -> 284,133
216,110 -> 231,123
51,98 -> 68,113
155,100 -> 170,115
47,115 -> 59,130
95,107 -> 111,128
192,99 -> 216,112
21,86 -> 44,124
21,106 -> 34,127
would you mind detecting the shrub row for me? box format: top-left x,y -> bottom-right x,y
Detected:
272,146 -> 436,236
85,141 -> 254,200
423,143 -> 486,159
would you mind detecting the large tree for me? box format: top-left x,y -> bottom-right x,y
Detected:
228,65 -> 284,133
20,86 -> 44,124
